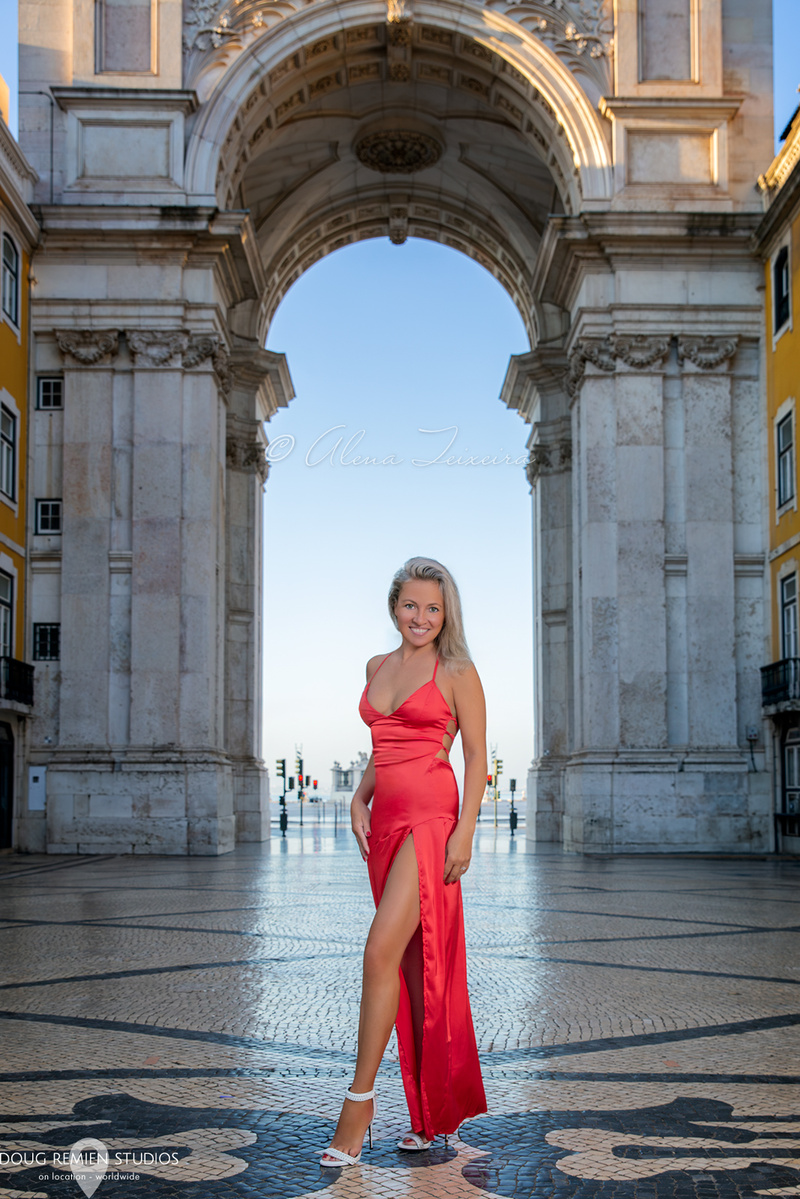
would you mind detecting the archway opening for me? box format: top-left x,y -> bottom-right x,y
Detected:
261,236 -> 532,804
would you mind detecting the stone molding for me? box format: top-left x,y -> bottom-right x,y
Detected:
677,334 -> 739,370
567,333 -> 739,396
226,433 -> 269,484
127,329 -> 190,366
526,437 -> 572,486
55,329 -> 119,365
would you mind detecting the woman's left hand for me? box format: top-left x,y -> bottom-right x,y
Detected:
444,823 -> 474,885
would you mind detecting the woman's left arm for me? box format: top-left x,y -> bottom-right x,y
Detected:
443,663 -> 487,885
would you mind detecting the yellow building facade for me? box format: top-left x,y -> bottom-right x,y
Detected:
0,82 -> 38,848
757,104 -> 800,850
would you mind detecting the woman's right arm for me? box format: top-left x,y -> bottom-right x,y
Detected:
351,653 -> 382,860
351,754 -> 375,860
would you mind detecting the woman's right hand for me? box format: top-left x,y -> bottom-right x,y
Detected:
351,797 -> 372,860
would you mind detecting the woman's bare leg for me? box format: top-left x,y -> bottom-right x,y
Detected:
322,835 -> 420,1161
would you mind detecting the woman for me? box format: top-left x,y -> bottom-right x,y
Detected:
321,556 -> 487,1167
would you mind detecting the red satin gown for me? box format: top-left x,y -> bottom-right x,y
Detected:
359,654 -> 487,1139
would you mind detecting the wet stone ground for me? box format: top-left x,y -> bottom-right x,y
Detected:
1,819 -> 799,1199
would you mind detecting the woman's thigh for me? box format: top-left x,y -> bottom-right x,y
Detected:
365,835 -> 420,970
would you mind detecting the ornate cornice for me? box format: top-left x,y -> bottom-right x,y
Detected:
127,329 -> 190,366
677,335 -> 739,370
55,329 -> 119,365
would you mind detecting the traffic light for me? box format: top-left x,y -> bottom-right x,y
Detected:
486,775 -> 492,788
276,759 -> 286,780
288,777 -> 295,790
313,779 -> 318,790
495,759 -> 503,777
295,754 -> 303,778
305,775 -> 310,787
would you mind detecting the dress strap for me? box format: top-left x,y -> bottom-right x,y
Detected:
368,652 -> 393,684
432,658 -> 439,682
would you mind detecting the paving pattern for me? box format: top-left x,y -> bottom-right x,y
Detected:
1,815 -> 799,1199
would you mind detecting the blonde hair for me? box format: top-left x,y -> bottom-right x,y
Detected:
388,557 -> 471,670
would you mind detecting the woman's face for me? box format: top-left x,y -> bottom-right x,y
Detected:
395,579 -> 445,649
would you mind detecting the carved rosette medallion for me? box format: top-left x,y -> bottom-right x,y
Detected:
55,329 -> 119,365
226,434 -> 269,485
127,330 -> 190,366
355,131 -> 442,174
677,335 -> 739,370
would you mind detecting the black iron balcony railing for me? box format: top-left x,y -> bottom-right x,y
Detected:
761,658 -> 800,706
0,657 -> 34,706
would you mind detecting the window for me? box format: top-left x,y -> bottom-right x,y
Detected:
33,623 -> 60,661
775,245 -> 790,333
782,573 -> 798,660
0,406 -> 15,502
785,729 -> 800,817
778,413 -> 795,508
35,499 -> 62,534
0,573 -> 12,659
1,235 -> 19,326
37,377 -> 64,410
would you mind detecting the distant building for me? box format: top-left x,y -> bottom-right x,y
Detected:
330,753 -> 369,799
0,79 -> 37,848
756,102 -> 800,853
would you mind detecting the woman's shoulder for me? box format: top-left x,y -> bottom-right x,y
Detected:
365,651 -> 392,681
438,657 -> 482,693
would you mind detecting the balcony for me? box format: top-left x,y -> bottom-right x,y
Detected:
0,657 -> 34,707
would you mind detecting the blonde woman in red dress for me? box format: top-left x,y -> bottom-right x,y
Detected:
321,556 -> 487,1167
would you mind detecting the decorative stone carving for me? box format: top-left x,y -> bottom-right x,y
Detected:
55,329 -> 119,365
127,329 -> 190,366
388,207 -> 409,245
612,334 -> 670,370
183,334 -> 233,396
566,336 -> 615,397
355,131 -> 442,174
526,437 -> 572,486
677,335 -> 739,370
388,16 -> 412,45
226,434 -> 269,484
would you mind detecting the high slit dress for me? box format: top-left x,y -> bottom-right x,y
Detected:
359,654 -> 487,1140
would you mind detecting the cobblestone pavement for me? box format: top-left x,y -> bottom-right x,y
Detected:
1,819 -> 800,1199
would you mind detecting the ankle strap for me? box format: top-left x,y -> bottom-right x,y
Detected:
345,1088 -> 375,1102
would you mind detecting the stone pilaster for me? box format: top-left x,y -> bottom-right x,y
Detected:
224,342 -> 293,842
562,330 -> 769,854
503,348 -> 571,844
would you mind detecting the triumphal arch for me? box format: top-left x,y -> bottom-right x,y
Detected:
16,0 -> 774,853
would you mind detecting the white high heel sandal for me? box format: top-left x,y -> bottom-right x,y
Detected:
397,1131 -> 453,1151
319,1087 -> 377,1167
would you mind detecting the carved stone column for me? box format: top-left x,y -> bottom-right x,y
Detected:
225,342 -> 293,842
502,347 -> 571,843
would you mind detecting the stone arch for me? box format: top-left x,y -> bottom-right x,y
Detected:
183,2 -> 613,342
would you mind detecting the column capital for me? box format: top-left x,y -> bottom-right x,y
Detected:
677,334 -> 739,370
127,329 -> 190,367
54,329 -> 119,365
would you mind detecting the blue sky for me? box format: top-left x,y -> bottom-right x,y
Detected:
1,4 -> 798,796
